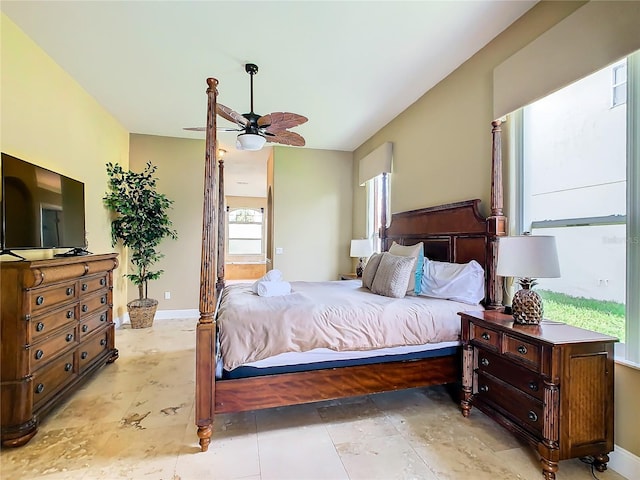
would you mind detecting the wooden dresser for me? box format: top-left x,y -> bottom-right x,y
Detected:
459,310 -> 616,480
1,253 -> 119,447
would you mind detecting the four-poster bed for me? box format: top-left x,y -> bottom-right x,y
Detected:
195,77 -> 507,451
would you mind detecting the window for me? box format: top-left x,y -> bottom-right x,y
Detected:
514,52 -> 639,364
366,173 -> 389,253
612,61 -> 627,107
227,207 -> 264,255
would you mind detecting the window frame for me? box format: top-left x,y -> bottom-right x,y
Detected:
226,206 -> 265,257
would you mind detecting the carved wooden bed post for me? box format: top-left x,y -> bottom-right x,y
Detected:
486,119 -> 507,309
216,156 -> 225,291
196,77 -> 219,452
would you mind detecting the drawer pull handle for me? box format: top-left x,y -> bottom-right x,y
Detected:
479,384 -> 489,393
66,287 -> 74,296
100,339 -> 107,346
528,411 -> 538,422
36,296 -> 44,306
528,382 -> 539,392
35,383 -> 45,394
82,325 -> 89,333
35,349 -> 44,360
66,333 -> 74,342
100,296 -> 106,304
517,345 -> 528,355
36,322 -> 45,332
481,332 -> 490,341
64,363 -> 73,372
100,313 -> 106,322
66,310 -> 74,319
100,278 -> 106,286
82,305 -> 89,313
81,352 -> 88,360
82,283 -> 88,291
480,357 -> 489,367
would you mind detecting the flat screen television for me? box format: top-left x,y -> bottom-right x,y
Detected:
1,152 -> 87,253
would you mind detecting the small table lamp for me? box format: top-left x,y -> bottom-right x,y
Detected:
350,239 -> 373,278
496,234 -> 560,324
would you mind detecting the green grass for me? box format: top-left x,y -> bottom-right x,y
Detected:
538,290 -> 625,342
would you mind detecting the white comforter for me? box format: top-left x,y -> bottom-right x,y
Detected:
217,280 -> 483,371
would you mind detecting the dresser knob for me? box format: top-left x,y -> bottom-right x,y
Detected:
517,345 -> 528,355
100,313 -> 106,322
65,363 -> 73,372
35,349 -> 44,360
66,287 -> 74,296
100,278 -> 106,286
528,381 -> 539,392
36,322 -> 45,332
36,296 -> 44,306
100,296 -> 106,304
479,384 -> 489,393
82,325 -> 89,333
528,411 -> 538,422
82,305 -> 89,313
66,333 -> 74,342
100,339 -> 107,346
81,352 -> 88,360
480,357 -> 489,367
481,332 -> 490,341
82,283 -> 88,291
35,383 -> 45,394
66,310 -> 74,319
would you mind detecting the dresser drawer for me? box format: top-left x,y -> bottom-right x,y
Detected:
32,351 -> 76,410
477,372 -> 544,438
79,310 -> 109,340
78,331 -> 109,371
28,281 -> 78,314
30,326 -> 77,371
79,291 -> 109,319
476,349 -> 544,401
79,274 -> 109,295
30,305 -> 77,343
504,334 -> 541,371
470,322 -> 501,351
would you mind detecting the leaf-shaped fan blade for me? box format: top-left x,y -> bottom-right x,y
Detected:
265,130 -> 305,147
261,112 -> 308,132
217,103 -> 248,127
183,126 -> 242,132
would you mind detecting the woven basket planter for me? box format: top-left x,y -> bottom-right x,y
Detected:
127,298 -> 158,329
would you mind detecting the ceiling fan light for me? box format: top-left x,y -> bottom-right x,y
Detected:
236,133 -> 266,151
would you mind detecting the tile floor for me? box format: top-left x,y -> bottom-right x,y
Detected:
0,317 -> 628,480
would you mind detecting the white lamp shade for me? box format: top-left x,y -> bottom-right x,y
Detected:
350,239 -> 373,258
236,133 -> 266,151
497,235 -> 561,279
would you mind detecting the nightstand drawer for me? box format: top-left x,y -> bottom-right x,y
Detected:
470,322 -> 501,351
504,334 -> 540,370
477,372 -> 543,437
476,349 -> 543,401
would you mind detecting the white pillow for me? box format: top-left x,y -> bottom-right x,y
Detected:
420,258 -> 485,305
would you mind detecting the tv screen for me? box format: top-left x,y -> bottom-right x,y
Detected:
1,153 -> 87,251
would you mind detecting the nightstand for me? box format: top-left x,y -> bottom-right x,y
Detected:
339,273 -> 359,280
459,310 -> 616,480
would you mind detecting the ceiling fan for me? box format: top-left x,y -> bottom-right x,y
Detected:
185,63 -> 308,151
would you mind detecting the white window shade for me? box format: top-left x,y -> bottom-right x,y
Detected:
359,142 -> 393,186
493,1 -> 640,119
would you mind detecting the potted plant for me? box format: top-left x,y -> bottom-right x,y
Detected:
103,161 -> 177,328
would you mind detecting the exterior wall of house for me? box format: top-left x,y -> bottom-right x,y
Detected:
0,14 -> 130,319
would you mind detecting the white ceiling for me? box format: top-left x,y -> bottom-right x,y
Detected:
2,0 -> 537,197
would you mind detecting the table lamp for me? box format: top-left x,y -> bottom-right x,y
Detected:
496,234 -> 560,324
350,239 -> 373,278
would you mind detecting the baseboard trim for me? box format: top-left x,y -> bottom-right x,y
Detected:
610,444 -> 640,479
115,308 -> 199,328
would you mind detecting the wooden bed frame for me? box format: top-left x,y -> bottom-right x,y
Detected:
195,77 -> 507,451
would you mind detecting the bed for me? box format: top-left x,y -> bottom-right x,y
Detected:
195,77 -> 507,451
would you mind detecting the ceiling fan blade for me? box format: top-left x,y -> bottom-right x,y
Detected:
261,112 -> 308,132
183,127 -> 205,132
183,126 -> 242,132
217,103 -> 248,127
265,130 -> 305,147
